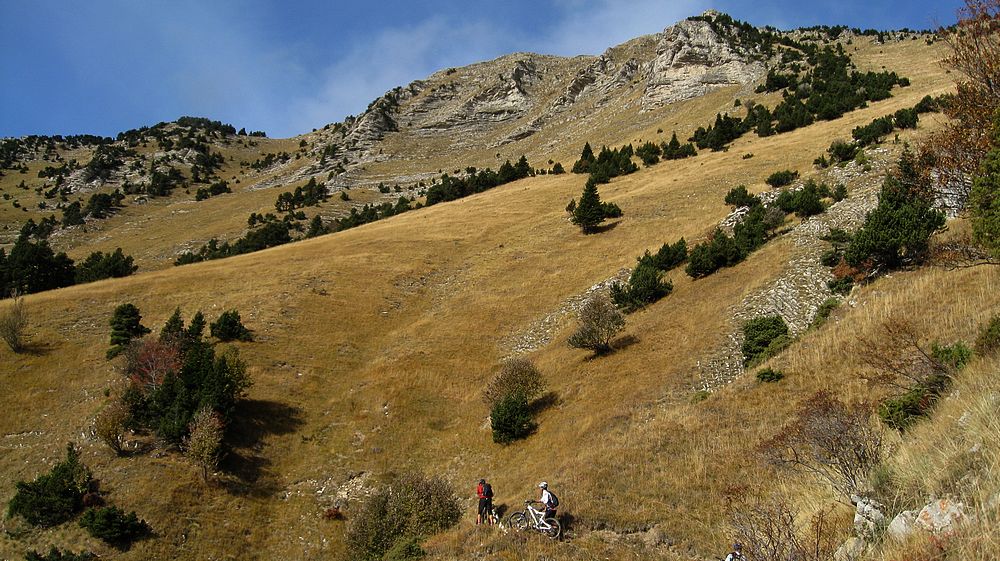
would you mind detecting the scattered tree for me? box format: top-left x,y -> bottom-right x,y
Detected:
7,443 -> 92,527
107,303 -> 150,359
79,506 -> 150,548
568,293 -> 626,354
482,357 -> 545,407
209,310 -> 252,342
93,398 -> 130,456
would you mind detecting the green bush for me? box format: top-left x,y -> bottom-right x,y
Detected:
384,536 -> 426,561
725,186 -> 761,208
756,367 -> 785,382
742,315 -> 789,366
345,473 -> 460,561
828,277 -> 853,295
7,443 -> 92,527
878,374 -> 949,431
931,341 -> 972,371
482,358 -> 545,407
79,506 -> 150,548
809,298 -> 840,330
610,260 -> 673,313
766,170 -> 799,188
975,315 -> 1000,355
491,393 -> 536,444
820,249 -> 841,267
827,139 -> 859,163
75,248 -> 137,284
209,310 -> 252,342
25,548 -> 95,561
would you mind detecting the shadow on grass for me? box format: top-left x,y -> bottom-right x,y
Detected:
15,340 -> 55,356
611,334 -> 639,352
585,220 -> 621,235
529,392 -> 560,416
220,399 -> 304,497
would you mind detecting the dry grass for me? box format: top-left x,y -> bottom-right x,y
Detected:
0,36 -> 979,561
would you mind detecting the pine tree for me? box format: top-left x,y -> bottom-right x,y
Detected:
572,180 -> 606,233
160,308 -> 184,342
107,304 -> 150,359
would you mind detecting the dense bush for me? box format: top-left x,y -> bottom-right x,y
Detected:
25,548 -> 95,561
774,180 -> 826,217
482,358 -> 545,407
649,238 -> 688,271
209,310 -> 252,342
809,298 -> 840,330
568,293 -> 625,354
756,367 -> 785,383
742,315 -> 790,366
725,186 -> 762,208
75,248 -> 137,284
827,139 -> 859,163
345,473 -> 460,561
878,374 -> 949,431
79,506 -> 150,548
844,151 -> 945,271
491,393 -> 536,444
852,116 -> 894,147
766,170 -> 799,188
610,259 -> 673,312
661,133 -> 698,160
572,179 -> 621,233
7,443 -> 92,527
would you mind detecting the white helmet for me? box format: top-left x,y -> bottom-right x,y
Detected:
538,481 -> 548,489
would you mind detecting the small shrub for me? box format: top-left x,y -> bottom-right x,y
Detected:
185,408 -> 224,482
761,391 -> 884,498
568,293 -> 625,354
7,443 -> 92,527
975,315 -> 1000,354
610,260 -> 672,313
809,298 -> 840,330
79,506 -> 150,548
93,398 -> 130,456
827,277 -> 853,295
820,249 -> 841,267
0,291 -> 29,352
878,374 -> 949,431
756,367 -> 785,382
345,473 -> 460,561
25,548 -> 95,561
385,536 -> 426,561
766,170 -> 799,188
491,393 -> 536,444
725,186 -> 761,208
931,341 -> 972,371
209,310 -> 252,342
482,358 -> 545,407
827,139 -> 858,163
742,315 -> 789,366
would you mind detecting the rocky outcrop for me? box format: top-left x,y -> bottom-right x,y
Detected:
642,17 -> 766,109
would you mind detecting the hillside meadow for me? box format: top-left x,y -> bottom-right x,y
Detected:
3,33 -> 993,561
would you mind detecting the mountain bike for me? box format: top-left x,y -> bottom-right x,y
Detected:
507,500 -> 560,539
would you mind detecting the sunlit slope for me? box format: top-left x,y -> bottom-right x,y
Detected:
0,36 -> 963,561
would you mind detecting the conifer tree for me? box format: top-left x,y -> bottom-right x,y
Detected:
107,303 -> 150,359
572,180 -> 606,233
160,307 -> 184,342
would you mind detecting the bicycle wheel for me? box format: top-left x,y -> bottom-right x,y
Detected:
507,512 -> 529,531
542,517 -> 561,539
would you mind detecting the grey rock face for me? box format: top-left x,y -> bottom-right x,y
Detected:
643,19 -> 766,109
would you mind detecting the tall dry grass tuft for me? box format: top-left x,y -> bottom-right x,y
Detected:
0,291 -> 29,353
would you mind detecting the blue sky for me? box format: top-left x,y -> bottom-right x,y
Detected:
0,0 -> 963,139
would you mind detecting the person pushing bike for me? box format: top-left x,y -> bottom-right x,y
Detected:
537,481 -> 557,521
476,478 -> 495,525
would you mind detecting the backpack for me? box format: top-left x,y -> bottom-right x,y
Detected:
546,491 -> 559,508
483,483 -> 493,498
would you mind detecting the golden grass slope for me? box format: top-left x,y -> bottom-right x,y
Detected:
0,36 -> 983,561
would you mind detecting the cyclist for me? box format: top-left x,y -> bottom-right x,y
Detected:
476,478 -> 494,525
538,481 -> 557,521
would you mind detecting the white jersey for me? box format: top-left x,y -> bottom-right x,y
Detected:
725,552 -> 745,561
540,489 -> 554,508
